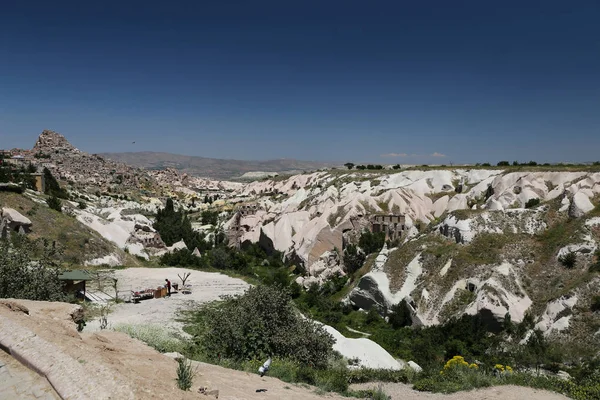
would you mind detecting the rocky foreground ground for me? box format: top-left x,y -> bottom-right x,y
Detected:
0,296 -> 569,400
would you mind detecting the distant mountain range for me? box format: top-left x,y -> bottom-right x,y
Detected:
101,152 -> 337,180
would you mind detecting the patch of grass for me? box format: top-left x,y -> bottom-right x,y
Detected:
328,206 -> 348,227
112,324 -> 188,354
437,289 -> 476,323
454,233 -> 507,266
413,367 -> 600,399
0,192 -> 143,267
536,219 -> 583,263
331,253 -> 377,302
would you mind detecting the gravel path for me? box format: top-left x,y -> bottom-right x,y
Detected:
85,267 -> 250,333
351,382 -> 569,400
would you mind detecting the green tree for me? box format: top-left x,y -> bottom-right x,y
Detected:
161,249 -> 205,268
200,210 -> 219,225
389,300 -> 412,329
344,162 -> 354,170
154,198 -> 210,251
209,247 -> 231,269
0,237 -> 66,301
358,230 -> 386,254
497,161 -> 510,166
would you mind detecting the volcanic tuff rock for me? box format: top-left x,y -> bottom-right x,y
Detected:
29,130 -> 157,193
33,129 -> 78,153
224,168 -> 600,340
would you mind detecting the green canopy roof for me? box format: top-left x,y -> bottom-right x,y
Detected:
58,270 -> 93,281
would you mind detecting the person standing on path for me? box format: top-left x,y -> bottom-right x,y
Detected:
165,279 -> 171,296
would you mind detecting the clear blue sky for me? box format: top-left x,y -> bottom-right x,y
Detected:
1,1 -> 599,163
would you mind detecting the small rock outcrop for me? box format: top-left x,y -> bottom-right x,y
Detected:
569,192 -> 595,218
33,129 -> 77,153
0,207 -> 32,238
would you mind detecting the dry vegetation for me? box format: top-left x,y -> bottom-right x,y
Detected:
0,192 -> 142,267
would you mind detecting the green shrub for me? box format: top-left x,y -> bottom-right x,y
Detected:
47,195 -> 62,212
388,300 -> 412,329
558,252 -> 577,269
190,285 -> 335,368
343,244 -> 366,274
590,250 -> 600,273
347,368 -> 411,384
78,201 -> 87,209
591,296 -> 600,312
160,248 -> 206,268
112,324 -> 187,353
200,210 -> 219,225
525,198 -> 540,208
0,184 -> 24,194
176,357 -> 196,391
359,230 -> 386,254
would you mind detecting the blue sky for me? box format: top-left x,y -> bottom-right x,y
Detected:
1,1 -> 599,163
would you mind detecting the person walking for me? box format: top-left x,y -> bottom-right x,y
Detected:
165,279 -> 171,296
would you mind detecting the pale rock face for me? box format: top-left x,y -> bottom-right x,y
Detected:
348,248 -> 423,314
535,296 -> 578,336
570,192 -> 595,218
223,169 -> 599,327
320,323 -> 405,370
301,250 -> 344,287
432,195 -> 450,218
2,208 -> 33,225
85,254 -> 122,267
168,240 -> 188,252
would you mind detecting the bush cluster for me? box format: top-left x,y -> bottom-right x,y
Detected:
0,237 -> 66,301
47,195 -> 62,212
358,230 -> 386,255
188,285 -> 335,368
559,251 -> 577,269
525,198 -> 540,208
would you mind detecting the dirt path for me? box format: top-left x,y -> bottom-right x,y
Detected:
351,382 -> 569,400
85,267 -> 250,333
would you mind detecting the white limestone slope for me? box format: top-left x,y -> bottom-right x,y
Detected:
73,198 -> 162,259
232,170 -> 600,273
322,324 -> 405,370
535,296 -> 578,336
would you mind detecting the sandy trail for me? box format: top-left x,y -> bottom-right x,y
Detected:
85,267 -> 250,332
350,382 -> 569,400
